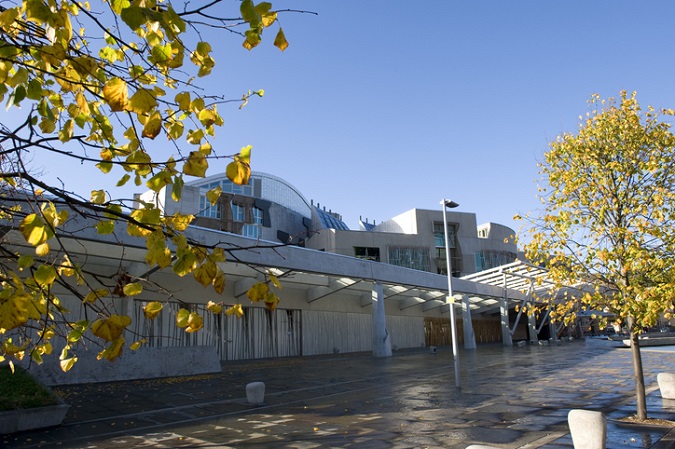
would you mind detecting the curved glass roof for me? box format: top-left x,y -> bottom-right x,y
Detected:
316,207 -> 350,230
189,171 -> 313,218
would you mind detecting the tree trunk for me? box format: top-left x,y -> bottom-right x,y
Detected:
630,330 -> 648,420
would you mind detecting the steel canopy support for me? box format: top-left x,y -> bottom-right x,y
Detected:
528,313 -> 539,344
501,273 -> 513,346
460,294 -> 476,349
371,282 -> 392,358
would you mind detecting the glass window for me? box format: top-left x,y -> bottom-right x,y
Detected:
433,222 -> 455,249
354,247 -> 380,261
475,252 -> 485,272
475,250 -> 517,271
242,207 -> 263,239
434,222 -> 459,276
388,247 -> 430,271
232,203 -> 244,222
197,179 -> 253,218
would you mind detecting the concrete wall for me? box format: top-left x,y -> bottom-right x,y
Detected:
23,345 -> 222,386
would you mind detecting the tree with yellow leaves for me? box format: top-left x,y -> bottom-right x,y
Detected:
520,91 -> 675,420
0,0 -> 293,371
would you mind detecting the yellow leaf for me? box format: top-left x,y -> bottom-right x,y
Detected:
17,255 -> 33,270
142,111 -> 162,139
91,315 -> 131,342
128,88 -> 158,114
167,213 -> 193,231
60,357 -> 78,372
122,282 -> 143,297
226,146 -> 252,185
274,28 -> 289,51
175,91 -> 190,110
96,220 -> 116,235
130,339 -> 146,350
20,213 -> 51,246
206,301 -> 222,314
183,151 -> 208,177
247,282 -> 269,303
0,292 -> 30,331
83,288 -> 108,304
91,189 -> 106,204
35,243 -> 50,257
103,77 -> 128,112
213,270 -> 226,294
0,7 -> 19,27
34,265 -> 56,287
143,301 -> 163,319
206,186 -> 222,206
225,303 -> 244,318
97,337 -> 125,362
264,291 -> 279,312
173,251 -> 197,276
269,274 -> 282,289
185,312 -> 203,333
176,308 -> 190,328
194,261 -> 217,287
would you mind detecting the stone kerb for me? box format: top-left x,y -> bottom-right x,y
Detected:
657,372 -> 675,399
568,409 -> 606,449
246,382 -> 265,405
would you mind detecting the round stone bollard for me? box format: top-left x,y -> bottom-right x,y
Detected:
568,409 -> 606,449
246,381 -> 265,405
657,373 -> 675,399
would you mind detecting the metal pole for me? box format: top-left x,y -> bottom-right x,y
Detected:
441,199 -> 460,388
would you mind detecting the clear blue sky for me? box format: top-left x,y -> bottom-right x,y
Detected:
28,1 -> 675,238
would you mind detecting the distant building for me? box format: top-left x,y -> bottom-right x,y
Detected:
306,209 -> 520,278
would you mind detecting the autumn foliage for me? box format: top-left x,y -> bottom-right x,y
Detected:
0,0 -> 290,370
520,91 -> 675,419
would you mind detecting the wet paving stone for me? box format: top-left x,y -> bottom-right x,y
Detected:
4,339 -> 675,448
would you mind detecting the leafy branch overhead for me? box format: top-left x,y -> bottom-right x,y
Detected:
0,0 -> 299,370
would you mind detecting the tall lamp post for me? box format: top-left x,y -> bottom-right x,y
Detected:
441,199 -> 461,388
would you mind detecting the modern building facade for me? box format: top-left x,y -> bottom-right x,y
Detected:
9,171 -> 551,385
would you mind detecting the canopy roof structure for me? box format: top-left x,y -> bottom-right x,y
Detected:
462,260 -> 556,293
0,207 -> 567,319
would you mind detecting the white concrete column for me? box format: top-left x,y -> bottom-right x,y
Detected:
528,313 -> 538,344
461,294 -> 476,349
500,296 -> 513,346
548,305 -> 558,344
371,282 -> 392,358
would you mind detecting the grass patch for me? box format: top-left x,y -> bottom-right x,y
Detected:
0,365 -> 59,411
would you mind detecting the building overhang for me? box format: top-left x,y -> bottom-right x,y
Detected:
0,211 -> 534,315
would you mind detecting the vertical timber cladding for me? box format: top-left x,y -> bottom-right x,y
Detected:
424,317 -> 504,346
302,311 -> 426,355
133,301 -> 303,361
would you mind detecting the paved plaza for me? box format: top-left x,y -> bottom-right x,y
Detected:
3,338 -> 675,448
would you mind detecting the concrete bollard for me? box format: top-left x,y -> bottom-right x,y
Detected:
246,381 -> 265,405
657,373 -> 675,399
568,409 -> 606,449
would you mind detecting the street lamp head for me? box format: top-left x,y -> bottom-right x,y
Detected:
440,199 -> 460,209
